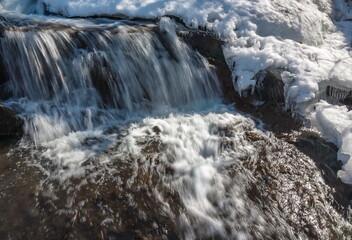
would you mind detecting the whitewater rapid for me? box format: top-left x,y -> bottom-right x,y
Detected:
1,1 -> 352,239
3,0 -> 351,184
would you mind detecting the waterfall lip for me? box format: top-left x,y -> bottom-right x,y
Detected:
0,10 -> 155,31
0,15 -> 224,152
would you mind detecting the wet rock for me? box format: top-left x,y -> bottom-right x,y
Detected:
0,105 -> 23,137
155,28 -> 180,62
178,30 -> 239,104
293,131 -> 352,209
253,69 -> 285,104
247,69 -> 301,133
243,72 -> 351,212
0,58 -> 9,100
0,22 -> 4,38
177,31 -> 300,133
89,56 -> 117,106
178,30 -> 224,61
152,125 -> 161,134
200,51 -> 352,216
245,131 -> 265,141
294,131 -> 340,172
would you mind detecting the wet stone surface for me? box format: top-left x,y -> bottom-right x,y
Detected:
0,105 -> 23,137
0,138 -> 180,240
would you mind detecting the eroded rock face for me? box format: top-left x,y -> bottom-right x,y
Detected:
0,105 -> 23,136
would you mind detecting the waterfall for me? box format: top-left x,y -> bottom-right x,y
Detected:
0,11 -> 351,240
1,25 -> 220,108
0,17 -> 221,145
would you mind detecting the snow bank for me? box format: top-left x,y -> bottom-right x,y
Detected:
27,0 -> 351,94
1,0 -> 352,182
312,101 -> 352,184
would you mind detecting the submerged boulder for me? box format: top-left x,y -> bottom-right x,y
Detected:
0,105 -> 23,137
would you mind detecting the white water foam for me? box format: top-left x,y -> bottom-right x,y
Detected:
2,0 -> 349,184
112,108 -> 351,239
0,17 -> 222,181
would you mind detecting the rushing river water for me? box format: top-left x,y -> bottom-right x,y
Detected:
0,12 -> 352,240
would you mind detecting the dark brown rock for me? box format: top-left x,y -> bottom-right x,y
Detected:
178,30 -> 240,105
0,15 -> 6,37
178,30 -> 225,61
247,69 -> 301,133
0,105 -> 23,136
292,131 -> 352,209
0,57 -> 9,100
253,69 -> 285,104
0,23 -> 4,38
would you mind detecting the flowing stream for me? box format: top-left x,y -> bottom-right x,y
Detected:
0,12 -> 352,240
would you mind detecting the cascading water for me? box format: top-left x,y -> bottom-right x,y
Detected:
1,17 -> 220,141
0,8 -> 352,240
